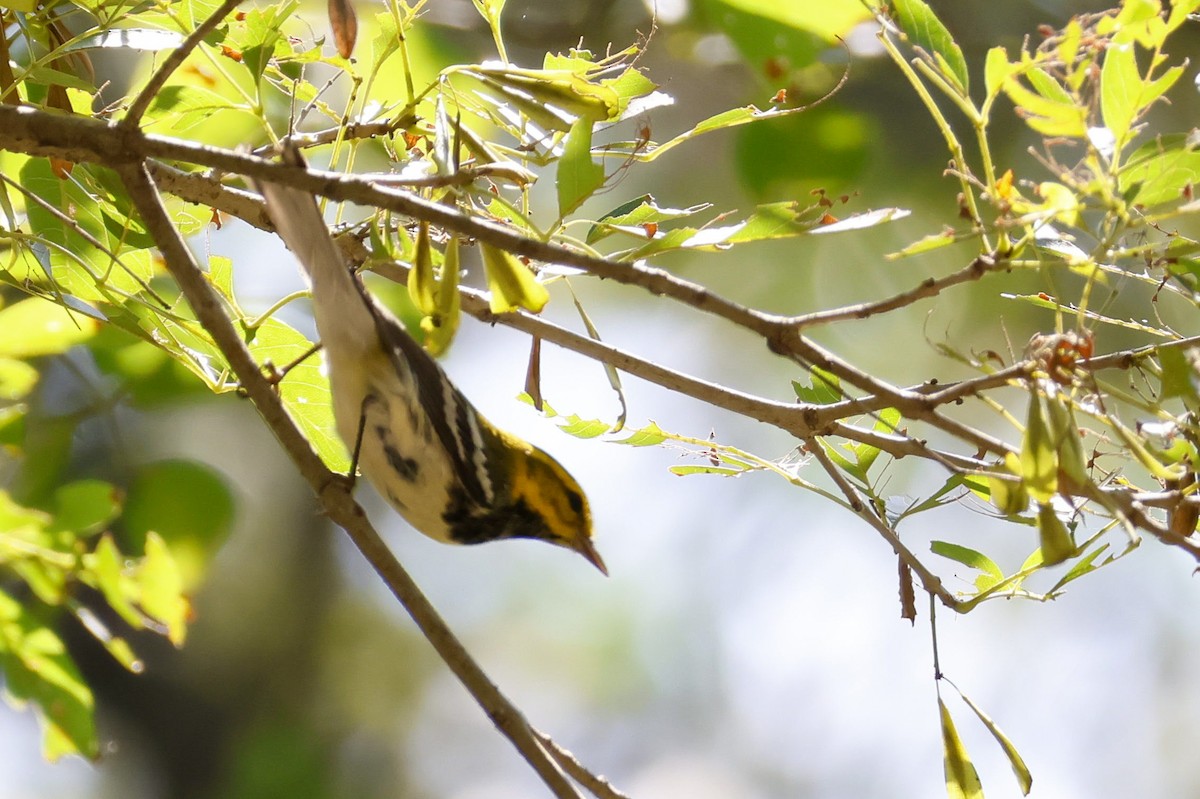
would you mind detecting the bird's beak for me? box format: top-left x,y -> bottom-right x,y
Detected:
573,535 -> 608,576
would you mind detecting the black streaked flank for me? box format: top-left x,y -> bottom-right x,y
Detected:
442,488 -> 549,545
381,439 -> 419,482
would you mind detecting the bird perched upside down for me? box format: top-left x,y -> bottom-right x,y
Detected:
257,151 -> 606,573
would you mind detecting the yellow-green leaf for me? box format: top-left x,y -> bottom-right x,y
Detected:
246,319 -> 346,473
1036,503 -> 1076,566
1042,396 -> 1089,489
1101,41 -> 1141,148
407,221 -> 436,314
86,534 -> 144,630
123,460 -> 234,591
557,117 -> 606,217
0,589 -> 97,761
481,243 -> 549,314
420,234 -> 462,356
931,541 -> 1004,593
138,533 -> 189,647
939,698 -> 984,799
0,297 -> 99,358
469,64 -> 620,122
0,357 -> 39,400
1021,392 -> 1058,502
893,0 -> 970,95
984,46 -> 1017,98
952,687 -> 1033,795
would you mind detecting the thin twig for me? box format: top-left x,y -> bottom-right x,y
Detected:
116,160 -> 591,799
253,120 -> 395,152
535,732 -> 631,799
785,254 -> 1002,330
804,436 -> 961,609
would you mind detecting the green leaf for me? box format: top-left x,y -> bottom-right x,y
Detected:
122,460 -> 234,590
1020,392 -> 1057,503
670,464 -> 748,477
1107,416 -> 1187,481
1002,74 -> 1088,137
16,160 -> 167,307
931,541 -> 1004,586
635,103 -> 817,163
939,698 -> 984,799
613,421 -> 668,447
902,474 -> 974,517
892,0 -> 970,94
86,534 -> 146,630
585,196 -> 711,245
481,243 -> 549,314
138,532 -> 188,646
419,234 -> 462,357
467,64 -> 621,123
819,438 -> 863,483
237,2 -> 294,86
987,463 -> 1029,516
1048,543 -> 1111,593
609,200 -> 899,260
888,229 -> 961,259
720,201 -> 818,242
470,0 -> 507,25
0,589 -> 97,761
0,297 -> 99,358
1120,134 -> 1200,208
984,46 -> 1018,98
145,84 -> 258,136
557,414 -> 611,439
793,367 -> 842,405
1159,346 -> 1198,401
557,117 -> 606,217
852,408 -> 900,475
407,222 -> 436,313
952,686 -> 1033,795
1041,396 -> 1090,489
1167,0 -> 1200,30
50,480 -> 121,537
0,357 -> 39,400
701,0 -> 870,87
1100,41 -> 1142,149
1036,503 -> 1076,566
73,605 -> 141,672
599,66 -> 659,118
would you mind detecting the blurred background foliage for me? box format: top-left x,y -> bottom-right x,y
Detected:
5,1 -> 1200,798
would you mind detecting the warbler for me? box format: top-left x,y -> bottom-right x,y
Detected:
257,153 -> 605,573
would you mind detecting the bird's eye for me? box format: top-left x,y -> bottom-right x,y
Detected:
566,489 -> 584,515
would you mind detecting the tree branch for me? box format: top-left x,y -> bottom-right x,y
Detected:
804,435 -> 961,610
116,160 -> 597,799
